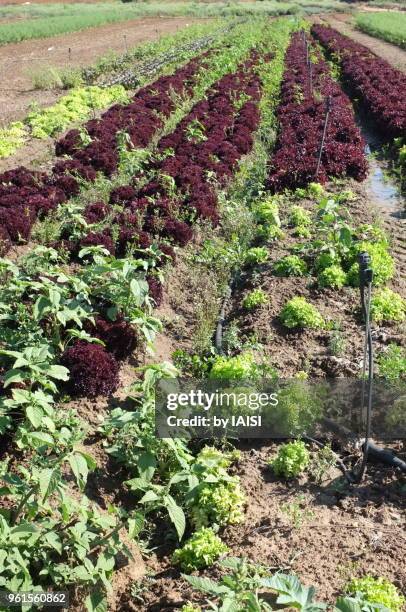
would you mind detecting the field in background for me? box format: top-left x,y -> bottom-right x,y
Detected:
0,0 -> 348,44
356,10 -> 406,47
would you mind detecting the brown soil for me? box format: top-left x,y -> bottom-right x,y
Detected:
224,180 -> 406,378
0,16 -> 204,125
314,13 -> 406,72
118,442 -> 405,611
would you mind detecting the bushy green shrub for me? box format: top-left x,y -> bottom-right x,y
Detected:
346,576 -> 405,612
377,344 -> 406,380
289,205 -> 311,227
209,352 -> 257,380
347,241 -> 395,287
273,255 -> 307,277
172,528 -> 228,572
318,265 -> 347,289
269,440 -> 310,478
242,288 -> 268,310
244,247 -> 269,265
280,297 -> 324,329
370,288 -> 406,323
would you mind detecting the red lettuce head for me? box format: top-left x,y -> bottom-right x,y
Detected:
61,341 -> 119,397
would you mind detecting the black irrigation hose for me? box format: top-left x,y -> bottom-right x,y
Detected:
89,22 -> 240,88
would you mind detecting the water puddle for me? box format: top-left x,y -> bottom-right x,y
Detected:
358,115 -> 405,219
364,148 -> 404,219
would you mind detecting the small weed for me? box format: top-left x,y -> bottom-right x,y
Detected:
281,494 -> 315,528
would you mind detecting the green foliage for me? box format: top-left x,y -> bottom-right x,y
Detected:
356,11 -> 406,50
259,224 -> 285,241
318,264 -> 347,289
280,297 -> 324,329
172,528 -> 229,572
346,576 -> 405,612
315,251 -> 340,272
294,225 -> 311,238
254,197 -> 281,226
27,85 -> 129,139
307,182 -> 325,198
192,481 -> 245,528
273,254 -> 308,277
244,247 -> 269,265
181,604 -> 201,612
187,447 -> 245,529
209,351 -> 262,380
269,440 -> 310,478
370,288 -> 406,324
289,205 -> 311,227
347,241 -> 395,287
377,344 -> 406,380
242,288 -> 269,310
264,381 -> 324,437
0,121 -> 26,158
183,557 -> 327,611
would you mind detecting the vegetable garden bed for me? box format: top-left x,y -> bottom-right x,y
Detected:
0,16 -> 404,612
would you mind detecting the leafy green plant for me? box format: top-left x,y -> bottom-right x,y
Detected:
269,441 -> 310,478
27,85 -> 129,139
280,297 -> 324,330
347,241 -> 395,287
281,494 -> 315,528
293,225 -> 311,238
318,264 -> 347,289
307,182 -> 325,198
242,288 -> 268,310
244,247 -> 269,266
209,352 -> 261,380
172,528 -> 228,572
370,288 -> 406,324
254,197 -> 281,226
289,205 -> 311,227
181,604 -> 202,612
315,251 -> 341,272
346,576 -> 405,612
0,121 -> 26,158
377,344 -> 406,380
183,557 -> 327,611
309,444 -> 337,483
0,455 -> 127,612
273,255 -> 307,277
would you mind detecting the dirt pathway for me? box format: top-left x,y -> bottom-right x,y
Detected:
0,16 -> 203,125
314,13 -> 406,73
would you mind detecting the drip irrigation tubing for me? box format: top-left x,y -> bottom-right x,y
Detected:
91,21 -> 241,89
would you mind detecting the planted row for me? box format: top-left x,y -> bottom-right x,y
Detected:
267,32 -> 367,192
55,51 -> 210,172
311,24 -> 406,139
58,53 -> 263,265
0,52 -> 209,255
